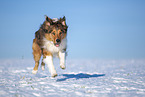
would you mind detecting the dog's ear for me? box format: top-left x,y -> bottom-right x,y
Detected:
60,16 -> 66,26
45,15 -> 52,26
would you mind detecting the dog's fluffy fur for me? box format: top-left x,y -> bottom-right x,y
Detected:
32,16 -> 68,77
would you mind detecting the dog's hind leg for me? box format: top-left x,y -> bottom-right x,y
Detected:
41,49 -> 45,71
32,39 -> 41,74
41,60 -> 45,71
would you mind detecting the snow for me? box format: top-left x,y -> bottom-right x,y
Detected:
0,58 -> 145,97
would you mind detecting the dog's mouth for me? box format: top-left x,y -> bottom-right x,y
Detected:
55,43 -> 60,47
54,39 -> 61,47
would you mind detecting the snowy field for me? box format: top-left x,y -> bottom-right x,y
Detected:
0,58 -> 145,97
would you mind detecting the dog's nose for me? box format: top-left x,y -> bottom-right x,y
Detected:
56,39 -> 60,43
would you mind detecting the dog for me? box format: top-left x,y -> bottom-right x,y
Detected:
32,16 -> 68,77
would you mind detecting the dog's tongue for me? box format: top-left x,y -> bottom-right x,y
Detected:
55,44 -> 60,47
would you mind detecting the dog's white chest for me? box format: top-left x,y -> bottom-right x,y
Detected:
43,38 -> 67,55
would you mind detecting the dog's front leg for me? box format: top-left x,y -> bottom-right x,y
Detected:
43,56 -> 57,77
59,51 -> 66,69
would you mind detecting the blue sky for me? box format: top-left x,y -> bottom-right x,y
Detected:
0,0 -> 145,59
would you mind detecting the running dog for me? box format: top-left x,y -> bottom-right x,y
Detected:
32,16 -> 68,77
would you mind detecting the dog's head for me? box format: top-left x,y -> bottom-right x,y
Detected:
42,16 -> 68,47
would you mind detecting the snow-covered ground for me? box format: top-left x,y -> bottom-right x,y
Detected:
0,58 -> 145,97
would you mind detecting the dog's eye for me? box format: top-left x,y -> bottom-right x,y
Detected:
59,32 -> 62,35
49,30 -> 52,33
52,32 -> 55,35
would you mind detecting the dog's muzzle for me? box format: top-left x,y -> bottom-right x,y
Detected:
55,39 -> 61,47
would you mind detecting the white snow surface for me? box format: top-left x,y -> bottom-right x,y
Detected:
0,58 -> 145,97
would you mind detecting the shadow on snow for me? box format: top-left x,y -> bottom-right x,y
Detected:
56,73 -> 105,82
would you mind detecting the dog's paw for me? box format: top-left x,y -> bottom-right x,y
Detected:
32,70 -> 38,74
51,73 -> 58,78
60,65 -> 66,70
41,66 -> 45,71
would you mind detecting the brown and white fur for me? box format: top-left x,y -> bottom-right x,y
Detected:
32,16 -> 68,77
